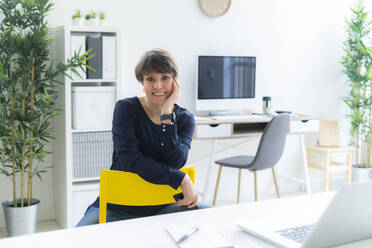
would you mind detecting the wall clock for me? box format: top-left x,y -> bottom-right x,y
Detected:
199,0 -> 231,17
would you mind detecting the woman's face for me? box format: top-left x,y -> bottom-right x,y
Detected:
142,71 -> 173,105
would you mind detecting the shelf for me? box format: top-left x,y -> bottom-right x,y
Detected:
71,129 -> 111,133
51,24 -> 121,228
72,181 -> 100,191
233,122 -> 267,134
52,25 -> 120,34
71,79 -> 117,83
72,177 -> 100,184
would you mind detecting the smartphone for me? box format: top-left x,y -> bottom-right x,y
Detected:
172,193 -> 199,210
173,192 -> 184,201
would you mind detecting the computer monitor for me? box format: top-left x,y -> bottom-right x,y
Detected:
196,55 -> 256,112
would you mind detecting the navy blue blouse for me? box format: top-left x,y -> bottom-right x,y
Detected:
91,96 -> 195,217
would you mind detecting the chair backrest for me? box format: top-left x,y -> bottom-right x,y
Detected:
317,120 -> 340,147
250,114 -> 289,170
99,167 -> 195,223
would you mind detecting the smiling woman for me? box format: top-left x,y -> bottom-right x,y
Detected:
76,49 -> 209,227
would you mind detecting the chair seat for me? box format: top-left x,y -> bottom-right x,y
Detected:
310,162 -> 350,172
215,155 -> 255,168
307,145 -> 353,153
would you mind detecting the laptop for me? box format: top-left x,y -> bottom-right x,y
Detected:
237,181 -> 372,248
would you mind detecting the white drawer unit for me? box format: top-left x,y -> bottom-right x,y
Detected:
195,124 -> 232,138
289,119 -> 320,133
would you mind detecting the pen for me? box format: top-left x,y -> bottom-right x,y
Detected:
176,226 -> 199,244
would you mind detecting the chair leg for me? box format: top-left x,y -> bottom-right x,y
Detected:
324,153 -> 331,192
347,150 -> 352,183
237,168 -> 241,204
325,171 -> 331,192
213,165 -> 223,206
253,170 -> 258,201
272,167 -> 280,199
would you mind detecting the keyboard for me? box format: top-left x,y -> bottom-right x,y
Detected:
276,224 -> 314,244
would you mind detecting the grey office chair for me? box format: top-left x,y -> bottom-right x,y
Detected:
213,114 -> 289,205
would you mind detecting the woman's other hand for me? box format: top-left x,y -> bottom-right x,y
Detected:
178,174 -> 198,208
161,79 -> 180,115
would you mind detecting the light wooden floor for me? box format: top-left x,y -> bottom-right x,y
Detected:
0,219 -> 61,239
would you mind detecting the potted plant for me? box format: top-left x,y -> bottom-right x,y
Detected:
341,3 -> 372,182
85,10 -> 97,26
85,14 -> 91,25
0,0 -> 93,237
72,9 -> 83,25
98,11 -> 106,26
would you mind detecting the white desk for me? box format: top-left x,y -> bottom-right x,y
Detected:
193,114 -> 320,202
1,193 -> 371,248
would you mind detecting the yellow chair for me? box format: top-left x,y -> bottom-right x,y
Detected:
99,167 -> 195,223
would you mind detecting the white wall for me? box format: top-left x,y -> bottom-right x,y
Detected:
0,0 -> 361,227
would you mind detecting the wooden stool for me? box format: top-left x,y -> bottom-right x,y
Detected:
306,121 -> 353,191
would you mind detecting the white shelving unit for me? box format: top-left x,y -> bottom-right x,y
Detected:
50,25 -> 121,228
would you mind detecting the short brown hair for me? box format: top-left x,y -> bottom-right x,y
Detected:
135,49 -> 178,83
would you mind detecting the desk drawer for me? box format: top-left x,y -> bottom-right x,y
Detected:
289,120 -> 319,133
195,124 -> 232,138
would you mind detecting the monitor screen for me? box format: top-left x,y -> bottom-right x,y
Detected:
198,56 -> 256,100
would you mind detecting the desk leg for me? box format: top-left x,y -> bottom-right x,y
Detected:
202,139 -> 216,203
300,133 -> 312,194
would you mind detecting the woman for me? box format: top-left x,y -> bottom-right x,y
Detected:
77,49 -> 202,226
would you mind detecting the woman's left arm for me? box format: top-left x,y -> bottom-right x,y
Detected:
159,112 -> 195,169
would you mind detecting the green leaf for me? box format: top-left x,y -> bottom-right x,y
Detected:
0,168 -> 11,176
85,64 -> 96,72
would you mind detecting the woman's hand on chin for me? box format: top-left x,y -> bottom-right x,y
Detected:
161,79 -> 180,115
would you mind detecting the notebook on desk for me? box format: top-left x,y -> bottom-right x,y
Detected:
237,181 -> 372,248
166,224 -> 233,248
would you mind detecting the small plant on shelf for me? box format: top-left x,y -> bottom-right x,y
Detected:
98,11 -> 106,26
99,11 -> 105,20
85,11 -> 97,25
72,9 -> 81,19
89,10 -> 97,19
72,9 -> 82,25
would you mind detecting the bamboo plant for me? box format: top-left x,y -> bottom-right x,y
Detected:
341,3 -> 372,168
0,0 -> 93,207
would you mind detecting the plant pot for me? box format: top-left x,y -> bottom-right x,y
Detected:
352,165 -> 372,183
85,18 -> 97,26
98,19 -> 105,26
71,17 -> 83,25
2,198 -> 40,237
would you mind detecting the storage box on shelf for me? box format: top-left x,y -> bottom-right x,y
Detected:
72,131 -> 113,181
50,25 -> 121,228
72,86 -> 116,130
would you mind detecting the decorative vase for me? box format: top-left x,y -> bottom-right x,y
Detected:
71,17 -> 83,25
352,165 -> 372,183
2,199 -> 40,237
